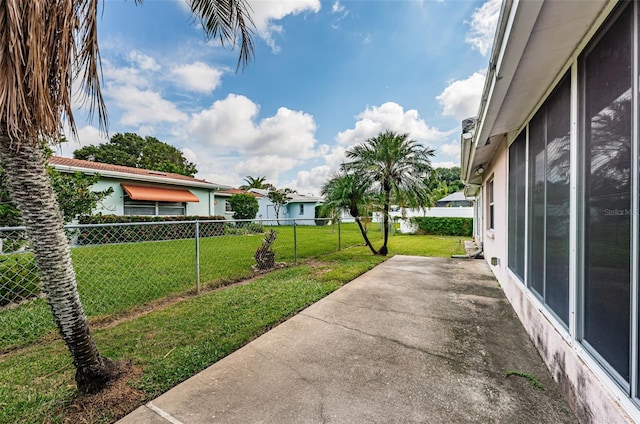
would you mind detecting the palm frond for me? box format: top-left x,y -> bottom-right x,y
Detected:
189,0 -> 255,71
0,0 -> 106,144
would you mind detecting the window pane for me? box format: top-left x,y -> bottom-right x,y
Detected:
582,4 -> 632,382
528,109 -> 546,297
545,75 -> 571,325
158,207 -> 185,216
488,180 -> 494,230
508,131 -> 526,280
124,205 -> 156,216
158,203 -> 186,216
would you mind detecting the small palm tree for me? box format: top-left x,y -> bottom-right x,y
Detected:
342,130 -> 434,255
0,0 -> 254,394
239,176 -> 275,190
321,173 -> 379,255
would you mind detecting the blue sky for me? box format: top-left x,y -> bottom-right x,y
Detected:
60,0 -> 500,194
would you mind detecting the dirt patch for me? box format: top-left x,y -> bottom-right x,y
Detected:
52,361 -> 145,424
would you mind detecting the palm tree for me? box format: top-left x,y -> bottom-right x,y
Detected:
240,176 -> 275,190
0,0 -> 254,394
321,173 -> 379,255
342,130 -> 434,255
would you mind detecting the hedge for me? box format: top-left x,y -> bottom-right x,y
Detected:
75,215 -> 228,245
0,254 -> 39,307
77,215 -> 226,224
410,217 -> 473,237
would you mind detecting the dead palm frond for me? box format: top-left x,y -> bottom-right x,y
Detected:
0,0 -> 255,146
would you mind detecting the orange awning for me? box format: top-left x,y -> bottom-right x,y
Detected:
121,184 -> 200,202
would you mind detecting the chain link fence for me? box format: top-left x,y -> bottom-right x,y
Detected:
0,218 -> 374,352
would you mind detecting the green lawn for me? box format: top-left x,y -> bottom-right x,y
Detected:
0,223 -> 370,351
0,234 -> 464,423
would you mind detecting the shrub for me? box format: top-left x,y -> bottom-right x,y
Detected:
0,254 -> 40,306
227,194 -> 259,220
314,205 -> 329,226
410,217 -> 472,237
224,222 -> 264,236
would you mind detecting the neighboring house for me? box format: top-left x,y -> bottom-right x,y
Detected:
461,1 -> 640,422
249,189 -> 323,225
433,191 -> 473,208
213,189 -> 263,220
49,157 -> 230,217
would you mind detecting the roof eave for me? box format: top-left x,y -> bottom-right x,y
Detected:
52,164 -> 231,190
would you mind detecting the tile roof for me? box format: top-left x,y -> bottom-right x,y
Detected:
49,156 -> 219,187
216,189 -> 263,197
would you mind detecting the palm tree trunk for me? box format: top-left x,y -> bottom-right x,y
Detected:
355,216 -> 378,255
379,187 -> 391,256
0,137 -> 120,393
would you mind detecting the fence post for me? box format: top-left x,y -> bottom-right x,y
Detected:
293,219 -> 297,264
195,221 -> 200,294
338,219 -> 341,251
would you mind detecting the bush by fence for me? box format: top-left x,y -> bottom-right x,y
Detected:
0,253 -> 39,307
410,217 -> 473,236
76,215 -> 227,245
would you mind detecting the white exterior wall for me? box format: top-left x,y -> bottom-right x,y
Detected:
480,139 -> 508,284
391,207 -> 473,219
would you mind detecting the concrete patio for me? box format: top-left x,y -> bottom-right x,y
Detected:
117,255 -> 576,423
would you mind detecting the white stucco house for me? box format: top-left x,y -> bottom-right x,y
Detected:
249,189 -> 324,225
461,1 -> 640,422
49,157 -> 230,217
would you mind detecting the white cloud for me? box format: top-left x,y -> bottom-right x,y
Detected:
107,85 -> 188,126
437,71 -> 486,121
181,147 -> 197,163
284,165 -> 332,195
439,140 -> 460,162
330,0 -> 348,24
247,0 -> 321,52
187,94 -> 319,159
234,155 -> 299,181
466,0 -> 501,56
336,102 -> 448,147
332,1 -> 345,14
172,62 -> 224,93
187,94 -> 261,149
58,124 -> 109,157
128,51 -> 161,71
432,161 -> 458,169
102,58 -> 150,88
253,107 -> 318,158
184,94 -> 323,187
